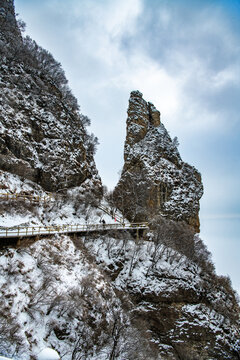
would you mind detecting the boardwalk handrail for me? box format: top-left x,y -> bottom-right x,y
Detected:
0,222 -> 149,239
98,204 -> 122,223
0,192 -> 53,203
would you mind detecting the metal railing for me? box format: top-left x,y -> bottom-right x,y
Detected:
0,222 -> 149,239
98,204 -> 123,223
0,192 -> 53,203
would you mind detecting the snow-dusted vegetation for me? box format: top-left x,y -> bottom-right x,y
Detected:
0,171 -> 114,230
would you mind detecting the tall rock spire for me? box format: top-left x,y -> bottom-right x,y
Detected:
114,91 -> 203,232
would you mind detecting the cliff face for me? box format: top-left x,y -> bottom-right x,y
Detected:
0,0 -> 21,44
114,91 -> 203,232
0,0 -> 102,193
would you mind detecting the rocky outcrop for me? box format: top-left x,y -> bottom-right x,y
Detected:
0,1 -> 102,194
84,234 -> 240,360
0,0 -> 21,44
114,91 -> 203,232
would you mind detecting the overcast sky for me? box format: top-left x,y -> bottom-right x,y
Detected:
15,0 -> 240,294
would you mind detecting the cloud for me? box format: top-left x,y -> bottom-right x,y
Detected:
127,1 -> 240,133
16,0 -> 240,136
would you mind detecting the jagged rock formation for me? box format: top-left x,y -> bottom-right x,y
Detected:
0,0 -> 102,193
114,90 -> 203,232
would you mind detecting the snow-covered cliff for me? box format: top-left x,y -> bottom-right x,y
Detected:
0,0 -> 102,193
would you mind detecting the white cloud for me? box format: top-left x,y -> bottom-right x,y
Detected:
212,67 -> 239,88
64,0 -> 143,66
17,0 -> 240,136
103,0 -> 142,37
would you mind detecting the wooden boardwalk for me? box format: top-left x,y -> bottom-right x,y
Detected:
0,222 -> 149,239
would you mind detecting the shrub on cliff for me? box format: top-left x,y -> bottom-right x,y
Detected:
150,215 -> 215,273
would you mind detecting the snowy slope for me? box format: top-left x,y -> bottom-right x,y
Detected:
0,235 -> 157,360
0,171 -> 120,230
0,232 -> 239,359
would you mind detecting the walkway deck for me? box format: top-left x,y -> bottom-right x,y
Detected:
0,222 -> 149,239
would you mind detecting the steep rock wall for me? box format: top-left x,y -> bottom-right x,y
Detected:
0,0 -> 102,193
114,91 -> 203,232
0,0 -> 21,44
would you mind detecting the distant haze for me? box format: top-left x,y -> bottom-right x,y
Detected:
15,0 -> 240,294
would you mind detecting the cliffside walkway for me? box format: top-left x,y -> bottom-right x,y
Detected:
0,223 -> 149,239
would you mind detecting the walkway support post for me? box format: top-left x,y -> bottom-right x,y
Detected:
136,228 -> 139,242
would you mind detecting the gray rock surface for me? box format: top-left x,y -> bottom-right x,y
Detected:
0,0 -> 21,44
114,91 -> 203,231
